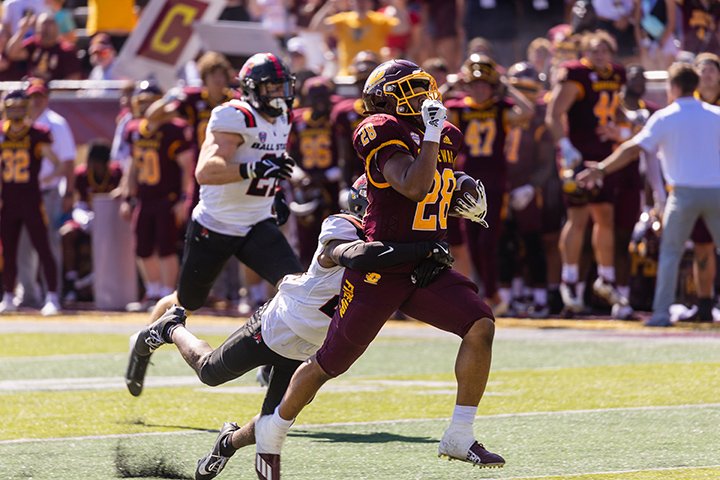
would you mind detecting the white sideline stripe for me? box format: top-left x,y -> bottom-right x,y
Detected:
489,465 -> 720,480
2,402 -> 720,445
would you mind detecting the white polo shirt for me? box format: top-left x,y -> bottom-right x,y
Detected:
36,108 -> 77,191
633,97 -> 720,188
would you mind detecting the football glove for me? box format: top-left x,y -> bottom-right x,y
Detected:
412,258 -> 449,288
509,184 -> 535,211
427,241 -> 454,268
453,180 -> 489,228
421,98 -> 447,143
273,188 -> 291,226
559,137 -> 582,169
241,153 -> 295,180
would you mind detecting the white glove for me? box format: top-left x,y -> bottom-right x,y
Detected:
509,184 -> 535,211
421,98 -> 447,143
454,180 -> 489,227
163,86 -> 187,103
559,137 -> 582,169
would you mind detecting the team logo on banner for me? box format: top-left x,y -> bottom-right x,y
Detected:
136,0 -> 209,65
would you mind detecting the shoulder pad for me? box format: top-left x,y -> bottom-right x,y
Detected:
208,102 -> 257,134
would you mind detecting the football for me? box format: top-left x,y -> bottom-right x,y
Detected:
450,171 -> 479,216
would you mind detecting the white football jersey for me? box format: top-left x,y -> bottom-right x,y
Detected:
192,100 -> 292,236
261,215 -> 363,360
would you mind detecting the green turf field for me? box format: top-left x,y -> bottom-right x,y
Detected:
1,315 -> 719,479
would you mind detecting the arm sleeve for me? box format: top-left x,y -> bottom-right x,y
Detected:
335,240 -> 430,271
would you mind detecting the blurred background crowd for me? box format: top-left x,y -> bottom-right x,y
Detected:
0,0 -> 719,322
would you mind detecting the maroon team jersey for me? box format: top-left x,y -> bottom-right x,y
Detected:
446,96 -> 513,184
353,114 -> 463,244
506,101 -> 553,189
289,107 -> 337,176
124,118 -> 193,201
0,123 -> 52,204
74,162 -> 123,205
331,97 -> 366,183
558,59 -> 626,160
21,38 -> 82,81
678,0 -> 720,55
177,87 -> 238,147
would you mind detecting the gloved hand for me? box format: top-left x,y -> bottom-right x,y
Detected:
559,137 -> 582,169
273,188 -> 291,226
509,184 -> 535,211
427,241 -> 454,268
421,98 -> 447,143
453,180 -> 489,227
412,258 -> 450,288
241,153 -> 295,180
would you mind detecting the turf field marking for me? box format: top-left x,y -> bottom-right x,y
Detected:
3,401 -> 719,445
476,464 -> 720,479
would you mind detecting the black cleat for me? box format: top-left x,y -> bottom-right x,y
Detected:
196,422 -> 240,480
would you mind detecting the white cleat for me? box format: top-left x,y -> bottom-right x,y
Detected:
40,298 -> 61,316
438,431 -> 505,468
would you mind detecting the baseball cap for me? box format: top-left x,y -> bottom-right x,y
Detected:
25,77 -> 48,96
287,37 -> 306,56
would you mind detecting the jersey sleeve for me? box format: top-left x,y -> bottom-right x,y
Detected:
353,115 -> 413,175
207,103 -> 255,135
318,215 -> 362,245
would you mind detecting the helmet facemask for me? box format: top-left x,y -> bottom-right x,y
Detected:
244,76 -> 296,118
384,72 -> 440,117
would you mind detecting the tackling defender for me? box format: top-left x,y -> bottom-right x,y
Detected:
125,53 -> 304,396
126,176 -> 453,480
250,59 -> 502,479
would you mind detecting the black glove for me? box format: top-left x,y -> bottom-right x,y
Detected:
273,188 -> 291,226
241,153 -> 295,180
411,241 -> 454,288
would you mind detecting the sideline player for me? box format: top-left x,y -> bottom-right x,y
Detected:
546,30 -> 629,314
250,59 -> 502,479
126,177 -> 453,479
125,53 -> 304,396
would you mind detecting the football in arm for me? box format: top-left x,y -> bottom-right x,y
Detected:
450,171 -> 479,217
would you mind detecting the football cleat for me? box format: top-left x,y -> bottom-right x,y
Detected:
438,433 -> 505,468
195,422 -> 239,480
40,295 -> 61,316
593,277 -> 629,308
559,282 -> 584,313
125,306 -> 187,396
0,293 -> 18,313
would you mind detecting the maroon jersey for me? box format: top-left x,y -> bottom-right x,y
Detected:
74,161 -> 123,205
124,118 -> 193,201
446,96 -> 513,185
331,97 -> 366,183
505,102 -> 554,190
558,59 -> 626,160
678,0 -> 720,54
0,123 -> 52,204
353,114 -> 463,244
22,38 -> 82,81
177,87 -> 238,147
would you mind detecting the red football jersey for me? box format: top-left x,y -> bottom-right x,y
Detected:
679,0 -> 720,55
353,113 -> 463,243
0,123 -> 52,204
331,97 -> 367,183
74,161 -> 123,204
506,102 -> 554,189
289,107 -> 337,175
124,118 -> 193,201
446,96 -> 513,185
558,59 -> 626,160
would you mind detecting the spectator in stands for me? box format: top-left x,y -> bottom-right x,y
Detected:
1,0 -> 49,35
286,37 -> 320,105
592,0 -> 636,58
46,0 -> 75,45
6,11 -> 83,80
15,77 -> 76,308
419,0 -> 462,70
85,0 -> 137,52
577,63 -> 720,327
247,0 -> 297,42
0,90 -> 62,316
60,139 -> 123,302
377,0 -> 421,59
677,0 -> 720,55
0,24 -> 26,80
634,0 -> 678,70
87,33 -> 120,80
311,0 -> 398,75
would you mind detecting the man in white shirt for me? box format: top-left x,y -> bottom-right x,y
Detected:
577,62 -> 720,326
16,78 -> 75,307
1,0 -> 48,35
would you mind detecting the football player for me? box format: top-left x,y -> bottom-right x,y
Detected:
251,59 -> 502,479
119,81 -> 195,307
546,30 -> 629,314
501,62 -> 559,318
446,54 -> 535,312
126,178 -> 452,480
125,53 -> 305,396
0,90 -> 63,315
287,76 -> 341,267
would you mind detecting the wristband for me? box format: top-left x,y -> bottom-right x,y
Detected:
423,125 -> 443,144
239,163 -> 254,179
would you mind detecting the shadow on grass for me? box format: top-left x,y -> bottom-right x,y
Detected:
290,430 -> 436,444
118,418 -> 216,433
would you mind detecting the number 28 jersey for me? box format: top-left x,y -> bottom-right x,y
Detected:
352,113 -> 463,244
193,100 -> 292,236
558,59 -> 626,160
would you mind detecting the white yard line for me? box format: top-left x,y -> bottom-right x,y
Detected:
474,464 -> 720,479
2,402 -> 719,445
